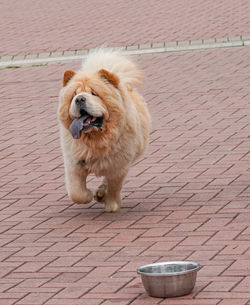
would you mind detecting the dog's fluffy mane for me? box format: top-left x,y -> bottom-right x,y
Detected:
81,48 -> 143,88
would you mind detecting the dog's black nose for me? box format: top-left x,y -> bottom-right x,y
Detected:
75,95 -> 86,107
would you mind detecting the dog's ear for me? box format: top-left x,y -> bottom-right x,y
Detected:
63,70 -> 75,87
98,69 -> 119,88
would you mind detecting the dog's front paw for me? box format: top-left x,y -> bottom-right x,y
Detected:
105,199 -> 121,212
70,188 -> 93,204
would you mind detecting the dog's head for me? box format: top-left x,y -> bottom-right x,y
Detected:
58,68 -> 125,144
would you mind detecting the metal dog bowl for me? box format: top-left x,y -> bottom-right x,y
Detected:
137,261 -> 200,298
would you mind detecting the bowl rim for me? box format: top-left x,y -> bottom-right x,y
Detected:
137,261 -> 201,277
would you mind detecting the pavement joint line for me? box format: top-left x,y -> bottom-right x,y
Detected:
0,36 -> 249,69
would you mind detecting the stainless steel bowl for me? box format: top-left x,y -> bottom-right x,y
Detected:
137,261 -> 201,298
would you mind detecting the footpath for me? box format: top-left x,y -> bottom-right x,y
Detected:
0,1 -> 249,304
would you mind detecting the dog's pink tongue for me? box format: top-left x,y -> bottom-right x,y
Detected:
69,117 -> 85,139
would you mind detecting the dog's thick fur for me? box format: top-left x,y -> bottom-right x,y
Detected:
58,49 -> 151,212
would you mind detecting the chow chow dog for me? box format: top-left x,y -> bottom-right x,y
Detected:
58,49 -> 151,212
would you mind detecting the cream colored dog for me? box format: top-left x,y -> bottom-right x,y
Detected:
58,49 -> 151,212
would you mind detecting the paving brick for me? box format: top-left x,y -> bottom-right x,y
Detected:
89,278 -> 130,294
228,36 -> 242,42
126,45 -> 139,51
204,280 -> 239,292
76,49 -> 89,55
199,265 -> 228,277
14,262 -> 49,273
63,50 -> 76,56
197,292 -> 250,299
38,52 -> 51,58
243,40 -> 250,46
141,227 -> 172,237
17,278 -> 50,288
203,38 -> 216,44
25,54 -> 38,60
187,250 -> 218,261
219,244 -> 249,256
180,236 -> 210,246
160,300 -> 220,305
14,293 -> 56,305
84,267 -> 119,279
136,215 -> 165,224
223,260 -> 250,276
232,277 -> 250,292
139,43 -> 152,49
44,300 -> 102,305
1,55 -> 13,61
190,39 -> 203,45
218,300 -> 249,305
215,37 -> 229,43
52,287 -> 88,299
81,293 -> 138,300
0,293 -> 28,303
178,40 -> 190,46
130,295 -> 160,304
101,301 -> 130,305
241,35 -> 250,40
152,42 -> 165,48
0,300 -> 19,305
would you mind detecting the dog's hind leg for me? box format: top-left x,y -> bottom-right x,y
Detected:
94,177 -> 107,203
104,172 -> 128,212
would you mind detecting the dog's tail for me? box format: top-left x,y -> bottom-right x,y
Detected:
82,48 -> 143,88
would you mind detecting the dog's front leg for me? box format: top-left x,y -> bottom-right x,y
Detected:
65,160 -> 93,204
104,173 -> 127,212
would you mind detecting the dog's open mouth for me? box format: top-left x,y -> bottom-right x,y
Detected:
70,110 -> 103,139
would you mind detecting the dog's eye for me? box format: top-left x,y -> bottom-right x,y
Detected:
91,91 -> 98,96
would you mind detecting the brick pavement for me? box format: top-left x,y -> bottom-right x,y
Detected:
1,46 -> 250,305
0,0 -> 250,57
